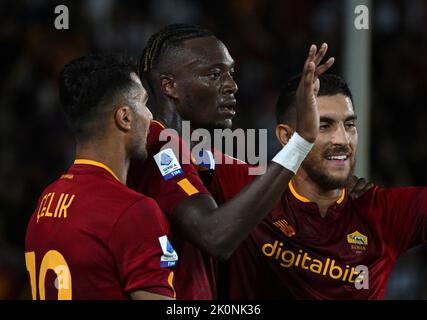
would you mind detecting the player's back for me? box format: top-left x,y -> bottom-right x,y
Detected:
26,161 -> 173,300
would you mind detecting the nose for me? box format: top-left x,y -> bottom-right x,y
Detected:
223,74 -> 238,95
331,123 -> 350,145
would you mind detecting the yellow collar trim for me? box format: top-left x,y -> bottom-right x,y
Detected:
152,120 -> 166,129
337,188 -> 346,204
74,159 -> 120,182
289,180 -> 310,202
289,180 -> 345,204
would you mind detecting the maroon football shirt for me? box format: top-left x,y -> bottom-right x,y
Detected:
209,163 -> 427,299
25,160 -> 176,300
128,120 -> 216,300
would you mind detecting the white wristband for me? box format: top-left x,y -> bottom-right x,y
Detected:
272,132 -> 313,173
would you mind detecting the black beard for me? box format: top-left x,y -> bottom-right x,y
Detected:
303,158 -> 356,190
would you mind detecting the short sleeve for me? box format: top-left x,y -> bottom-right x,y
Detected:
374,186 -> 427,256
108,197 -> 177,298
129,128 -> 210,216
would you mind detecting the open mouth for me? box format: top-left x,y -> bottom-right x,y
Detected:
218,101 -> 237,117
218,106 -> 236,116
324,153 -> 351,167
325,155 -> 349,161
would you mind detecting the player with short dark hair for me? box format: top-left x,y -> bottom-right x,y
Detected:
25,54 -> 177,300
276,73 -> 353,127
218,73 -> 427,299
128,23 -> 335,299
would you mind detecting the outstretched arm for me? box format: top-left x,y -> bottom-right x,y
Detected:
172,44 -> 334,260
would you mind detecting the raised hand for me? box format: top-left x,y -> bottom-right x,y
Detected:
295,43 -> 335,143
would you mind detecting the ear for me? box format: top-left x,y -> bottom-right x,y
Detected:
160,74 -> 179,99
115,106 -> 132,132
275,124 -> 294,146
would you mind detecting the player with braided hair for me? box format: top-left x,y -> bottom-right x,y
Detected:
128,24 -> 335,299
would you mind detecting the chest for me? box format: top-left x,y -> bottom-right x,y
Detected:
254,203 -> 387,271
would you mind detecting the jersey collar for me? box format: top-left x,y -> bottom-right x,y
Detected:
288,179 -> 346,204
74,159 -> 120,182
152,119 -> 166,129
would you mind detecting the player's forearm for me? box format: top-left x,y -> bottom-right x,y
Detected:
173,133 -> 313,260
203,162 -> 294,259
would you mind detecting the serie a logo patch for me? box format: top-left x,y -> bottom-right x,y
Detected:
158,235 -> 178,268
154,148 -> 184,181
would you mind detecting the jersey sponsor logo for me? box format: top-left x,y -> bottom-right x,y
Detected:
261,240 -> 363,285
158,235 -> 178,268
154,148 -> 184,181
347,231 -> 368,252
273,219 -> 296,237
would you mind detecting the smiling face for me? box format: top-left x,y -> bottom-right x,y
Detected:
301,94 -> 358,190
170,36 -> 238,130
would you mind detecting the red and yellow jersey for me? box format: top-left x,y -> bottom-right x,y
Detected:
25,160 -> 176,300
206,153 -> 256,204
128,121 -> 215,300
210,163 -> 427,299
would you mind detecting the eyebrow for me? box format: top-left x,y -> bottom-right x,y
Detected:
198,61 -> 235,70
214,62 -> 235,69
319,115 -> 358,123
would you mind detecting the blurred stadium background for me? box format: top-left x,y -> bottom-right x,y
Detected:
0,0 -> 426,299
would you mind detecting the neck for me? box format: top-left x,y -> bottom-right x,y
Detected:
75,138 -> 128,184
153,98 -> 208,149
292,172 -> 344,218
155,100 -> 184,134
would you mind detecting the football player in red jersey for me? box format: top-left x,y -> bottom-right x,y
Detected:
25,54 -> 177,300
128,24 -> 335,299
220,74 -> 427,299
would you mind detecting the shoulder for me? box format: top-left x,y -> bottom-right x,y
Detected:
208,151 -> 256,202
214,151 -> 255,182
111,195 -> 169,241
147,120 -> 184,154
125,195 -> 164,217
89,177 -> 159,219
350,185 -> 427,215
118,184 -> 165,216
367,185 -> 427,202
37,170 -> 71,197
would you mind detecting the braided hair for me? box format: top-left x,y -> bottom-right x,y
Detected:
139,23 -> 213,79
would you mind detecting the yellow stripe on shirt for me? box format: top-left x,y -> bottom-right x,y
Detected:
177,178 -> 199,196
